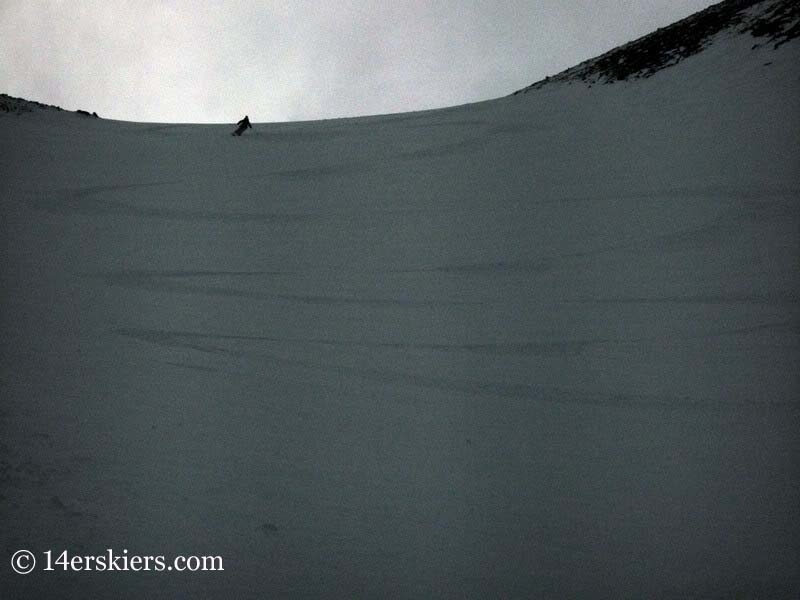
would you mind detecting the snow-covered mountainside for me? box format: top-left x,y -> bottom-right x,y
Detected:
1,0 -> 798,597
0,93 -> 99,118
515,0 -> 799,91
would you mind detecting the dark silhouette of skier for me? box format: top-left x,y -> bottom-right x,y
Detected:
232,115 -> 252,136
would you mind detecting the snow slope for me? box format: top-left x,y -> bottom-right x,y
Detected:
1,4 -> 799,598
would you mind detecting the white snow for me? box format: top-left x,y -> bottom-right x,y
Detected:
1,21 -> 798,599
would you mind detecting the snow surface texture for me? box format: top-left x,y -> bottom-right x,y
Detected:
1,2 -> 799,598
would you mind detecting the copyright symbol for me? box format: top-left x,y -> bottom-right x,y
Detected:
11,550 -> 36,575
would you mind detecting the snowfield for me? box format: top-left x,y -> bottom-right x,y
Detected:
1,11 -> 799,599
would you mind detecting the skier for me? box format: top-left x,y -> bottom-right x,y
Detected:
232,115 -> 252,136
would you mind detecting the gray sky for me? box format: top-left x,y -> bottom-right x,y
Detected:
1,1 -> 719,123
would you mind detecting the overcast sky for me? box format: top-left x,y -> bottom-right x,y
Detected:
1,1 -> 719,124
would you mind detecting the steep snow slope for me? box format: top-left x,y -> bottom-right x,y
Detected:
1,6 -> 799,599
